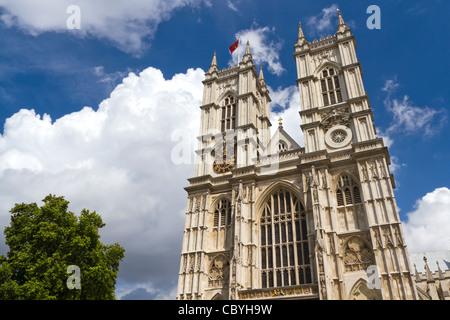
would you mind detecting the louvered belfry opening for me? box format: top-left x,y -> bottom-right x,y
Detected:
336,174 -> 362,206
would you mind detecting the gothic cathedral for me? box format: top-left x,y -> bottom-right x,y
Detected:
177,11 -> 418,300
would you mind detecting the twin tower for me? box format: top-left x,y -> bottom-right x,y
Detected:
176,11 -> 418,300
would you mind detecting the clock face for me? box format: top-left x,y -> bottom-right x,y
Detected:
213,152 -> 235,174
325,125 -> 352,149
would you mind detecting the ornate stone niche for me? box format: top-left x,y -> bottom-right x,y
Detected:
343,236 -> 375,272
208,254 -> 230,288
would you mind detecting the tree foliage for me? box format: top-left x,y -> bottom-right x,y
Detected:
0,195 -> 125,300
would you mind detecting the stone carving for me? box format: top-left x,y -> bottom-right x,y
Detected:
310,165 -> 319,188
182,255 -> 187,273
208,255 -> 229,288
188,197 -> 194,212
313,188 -> 319,203
329,235 -> 336,255
394,225 -> 403,247
377,159 -> 387,179
349,279 -> 381,300
320,107 -> 350,131
369,163 -> 378,181
321,170 -> 328,189
202,195 -> 207,210
361,165 -> 369,182
196,253 -> 202,272
343,236 -> 374,272
188,254 -> 195,273
374,228 -> 383,249
195,197 -> 200,211
383,229 -> 394,248
217,78 -> 238,97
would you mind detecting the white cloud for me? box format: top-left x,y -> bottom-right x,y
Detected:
269,85 -> 303,146
231,25 -> 285,76
0,66 -> 204,299
382,79 -> 446,136
305,4 -> 356,38
306,4 -> 338,36
226,0 -> 239,13
403,187 -> 450,253
0,63 -> 304,299
375,127 -> 394,149
388,155 -> 407,176
0,0 -> 209,55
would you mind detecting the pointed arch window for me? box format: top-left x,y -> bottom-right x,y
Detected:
221,95 -> 236,132
214,199 -> 232,227
336,174 -> 362,206
260,188 -> 311,289
321,67 -> 343,107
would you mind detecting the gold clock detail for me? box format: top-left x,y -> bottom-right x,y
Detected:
213,152 -> 235,174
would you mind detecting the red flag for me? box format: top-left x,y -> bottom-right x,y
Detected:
229,39 -> 239,54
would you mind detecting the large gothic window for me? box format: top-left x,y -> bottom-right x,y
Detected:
336,174 -> 362,207
260,188 -> 311,289
214,199 -> 232,227
320,67 -> 343,107
221,95 -> 236,132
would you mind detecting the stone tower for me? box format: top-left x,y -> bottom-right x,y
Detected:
176,10 -> 418,300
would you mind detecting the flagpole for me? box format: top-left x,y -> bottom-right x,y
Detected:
237,37 -> 240,65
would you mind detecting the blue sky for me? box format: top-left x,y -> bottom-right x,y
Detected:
0,0 -> 449,299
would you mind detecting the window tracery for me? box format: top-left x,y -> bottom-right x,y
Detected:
214,199 -> 232,227
221,95 -> 236,132
320,67 -> 343,107
260,188 -> 311,288
343,236 -> 375,272
208,255 -> 229,288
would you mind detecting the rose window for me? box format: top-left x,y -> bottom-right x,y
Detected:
331,129 -> 347,143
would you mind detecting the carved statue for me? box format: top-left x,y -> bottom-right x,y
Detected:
310,165 -> 319,188
361,166 -> 368,182
237,180 -> 244,201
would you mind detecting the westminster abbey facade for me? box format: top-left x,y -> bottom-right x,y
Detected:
176,11 -> 424,300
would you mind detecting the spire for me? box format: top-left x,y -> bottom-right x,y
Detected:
436,261 -> 445,280
423,256 -> 440,300
414,264 -> 421,282
259,65 -> 265,81
337,9 -> 346,26
258,66 -> 268,93
206,51 -> 219,75
295,22 -> 308,51
211,50 -> 217,67
336,9 -> 351,38
241,40 -> 253,64
298,22 -> 305,40
424,256 -> 434,283
245,40 -> 251,56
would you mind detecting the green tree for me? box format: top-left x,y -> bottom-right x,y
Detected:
0,195 -> 125,300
